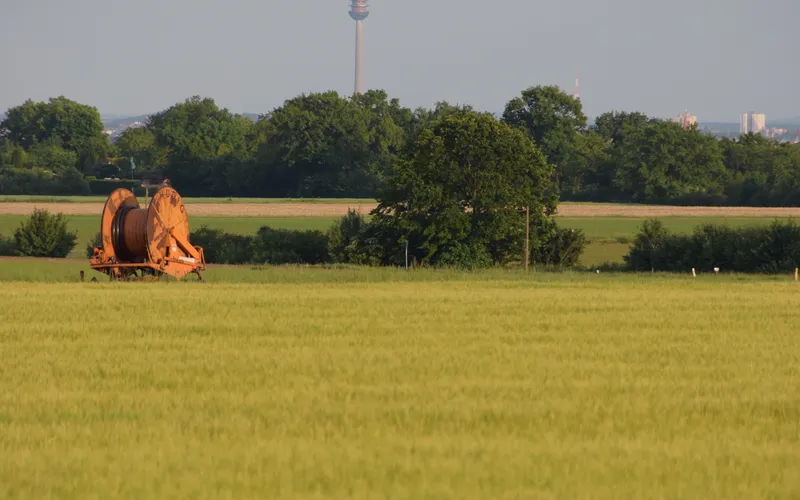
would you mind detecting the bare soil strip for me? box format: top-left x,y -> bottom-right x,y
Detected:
1,202 -> 800,218
556,204 -> 800,217
0,203 -> 376,217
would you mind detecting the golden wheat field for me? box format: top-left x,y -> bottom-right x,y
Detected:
1,271 -> 799,499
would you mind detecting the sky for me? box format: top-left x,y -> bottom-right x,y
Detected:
1,0 -> 798,123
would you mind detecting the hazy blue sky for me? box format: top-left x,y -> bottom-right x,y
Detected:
1,0 -> 797,122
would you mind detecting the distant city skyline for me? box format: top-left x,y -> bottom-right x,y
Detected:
1,0 -> 797,122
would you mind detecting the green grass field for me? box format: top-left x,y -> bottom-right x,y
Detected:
556,216 -> 794,241
1,270 -> 798,498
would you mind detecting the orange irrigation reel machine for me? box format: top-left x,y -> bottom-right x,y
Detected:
89,187 -> 206,281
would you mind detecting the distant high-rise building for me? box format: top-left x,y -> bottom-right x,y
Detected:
751,113 -> 766,133
740,112 -> 751,135
740,112 -> 767,135
673,110 -> 697,129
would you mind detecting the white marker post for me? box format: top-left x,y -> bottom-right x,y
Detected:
692,268 -> 696,278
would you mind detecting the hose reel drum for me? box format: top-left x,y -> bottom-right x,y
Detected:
89,187 -> 206,281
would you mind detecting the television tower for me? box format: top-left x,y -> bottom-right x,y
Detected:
349,0 -> 370,95
574,73 -> 580,100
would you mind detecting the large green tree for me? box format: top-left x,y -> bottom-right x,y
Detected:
502,86 -> 586,144
367,109 -> 556,268
721,134 -> 800,205
147,96 -> 255,163
114,126 -> 167,172
0,97 -> 109,154
502,85 -> 596,196
252,90 -> 407,197
611,120 -> 728,202
0,97 -> 112,177
591,111 -> 652,144
143,96 -> 257,195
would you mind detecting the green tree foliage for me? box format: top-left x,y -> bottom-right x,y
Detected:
367,109 -> 557,269
327,209 -> 379,265
147,96 -> 255,162
85,232 -> 102,258
720,134 -> 800,206
503,86 -> 587,144
0,97 -> 109,194
144,96 -> 257,195
502,85 -> 598,197
114,126 -> 164,172
0,96 -> 110,158
188,226 -> 256,264
591,111 -> 652,143
610,120 -> 728,203
529,219 -> 587,268
188,225 -> 330,265
253,227 -> 330,264
0,234 -> 16,256
27,141 -> 78,172
253,90 -> 406,197
0,167 -> 90,195
13,209 -> 78,258
2,90 -> 800,209
625,218 -> 800,273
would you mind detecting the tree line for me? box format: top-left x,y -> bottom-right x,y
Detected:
1,87 -> 799,205
1,103 -> 585,270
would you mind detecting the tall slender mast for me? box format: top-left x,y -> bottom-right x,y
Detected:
349,1 -> 370,95
355,21 -> 363,94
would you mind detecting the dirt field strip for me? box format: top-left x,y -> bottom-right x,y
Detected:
557,204 -> 800,217
2,202 -> 800,217
0,202 -> 377,217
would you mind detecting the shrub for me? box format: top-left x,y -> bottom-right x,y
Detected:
624,218 -> 670,271
530,220 -> 587,268
624,218 -> 800,273
436,241 -> 494,270
254,226 -> 330,265
189,226 -> 255,265
13,209 -> 78,258
0,234 -> 17,256
327,209 -> 381,265
85,232 -> 102,258
0,167 -> 90,195
189,225 -> 331,266
56,168 -> 92,195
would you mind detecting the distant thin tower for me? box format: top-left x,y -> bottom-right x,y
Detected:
574,73 -> 580,99
349,1 -> 370,94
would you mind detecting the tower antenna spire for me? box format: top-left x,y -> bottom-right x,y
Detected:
574,73 -> 580,100
349,1 -> 370,95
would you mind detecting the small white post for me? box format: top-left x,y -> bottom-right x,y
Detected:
795,268 -> 798,282
524,206 -> 530,273
692,268 -> 696,278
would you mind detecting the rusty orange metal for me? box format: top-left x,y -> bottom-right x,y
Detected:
89,187 -> 206,281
